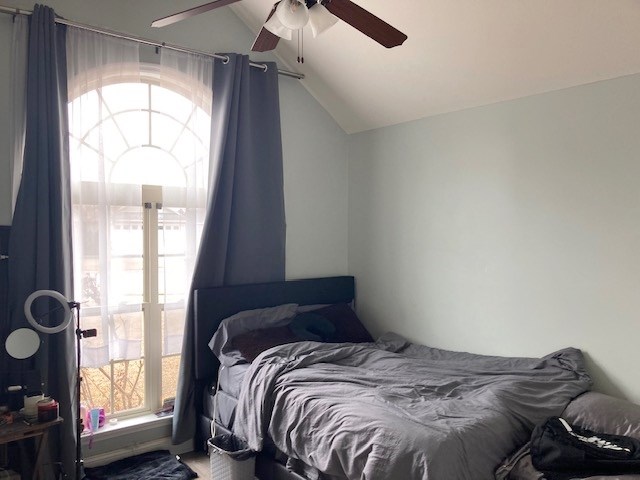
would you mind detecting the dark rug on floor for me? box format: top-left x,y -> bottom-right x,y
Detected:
84,450 -> 198,480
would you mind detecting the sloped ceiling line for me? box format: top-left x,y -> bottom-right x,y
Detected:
230,0 -> 640,134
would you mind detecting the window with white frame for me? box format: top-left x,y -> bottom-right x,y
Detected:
68,65 -> 211,417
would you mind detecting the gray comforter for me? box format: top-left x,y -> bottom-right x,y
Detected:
234,333 -> 592,480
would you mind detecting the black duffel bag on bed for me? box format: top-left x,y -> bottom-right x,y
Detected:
530,416 -> 640,479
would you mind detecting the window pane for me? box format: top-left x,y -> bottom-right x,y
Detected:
158,207 -> 193,304
161,355 -> 180,407
112,360 -> 145,413
80,360 -> 145,416
85,117 -> 128,162
161,305 -> 185,357
172,128 -> 208,168
110,310 -> 144,361
76,203 -> 145,415
80,366 -> 111,415
115,110 -> 150,148
68,90 -> 102,137
193,106 -> 211,146
110,206 -> 144,304
102,83 -> 149,113
111,147 -> 186,187
150,112 -> 181,152
70,143 -> 101,183
151,85 -> 193,124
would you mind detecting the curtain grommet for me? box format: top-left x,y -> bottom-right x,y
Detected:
222,55 -> 230,65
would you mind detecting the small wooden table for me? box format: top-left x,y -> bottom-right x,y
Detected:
0,417 -> 63,480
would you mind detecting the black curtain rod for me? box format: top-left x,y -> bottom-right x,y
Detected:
0,5 -> 304,80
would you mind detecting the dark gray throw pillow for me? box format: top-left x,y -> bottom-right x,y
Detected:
230,303 -> 373,362
289,312 -> 336,341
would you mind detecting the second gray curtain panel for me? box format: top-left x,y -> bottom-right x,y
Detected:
172,54 -> 286,444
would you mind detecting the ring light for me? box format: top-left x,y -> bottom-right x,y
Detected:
15,289 -> 91,480
24,289 -> 73,334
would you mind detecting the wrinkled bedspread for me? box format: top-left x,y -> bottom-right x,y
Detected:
234,333 -> 592,480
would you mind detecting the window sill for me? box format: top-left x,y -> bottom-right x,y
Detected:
81,413 -> 172,445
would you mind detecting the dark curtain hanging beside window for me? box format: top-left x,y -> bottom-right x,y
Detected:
6,4 -> 77,477
172,54 -> 286,444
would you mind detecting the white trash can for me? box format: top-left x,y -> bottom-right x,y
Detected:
208,434 -> 256,480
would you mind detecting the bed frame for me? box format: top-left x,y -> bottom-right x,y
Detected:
193,276 -> 355,479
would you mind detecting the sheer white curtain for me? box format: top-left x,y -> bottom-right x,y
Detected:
157,49 -> 212,359
66,27 -> 143,373
10,15 -> 28,214
66,27 -> 213,412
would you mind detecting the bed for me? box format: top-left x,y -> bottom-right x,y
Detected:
193,276 -> 358,479
192,276 -> 640,480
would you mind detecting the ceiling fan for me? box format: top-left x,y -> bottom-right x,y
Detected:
151,0 -> 408,53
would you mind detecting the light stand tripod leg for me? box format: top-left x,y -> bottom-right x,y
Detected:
76,323 -> 82,480
72,302 -> 96,480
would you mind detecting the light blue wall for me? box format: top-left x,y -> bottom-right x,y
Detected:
348,73 -> 640,404
0,0 -> 349,278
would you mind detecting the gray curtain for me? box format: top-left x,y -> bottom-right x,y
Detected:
7,5 -> 76,478
172,54 -> 286,443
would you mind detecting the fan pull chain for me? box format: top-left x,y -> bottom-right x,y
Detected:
297,28 -> 304,64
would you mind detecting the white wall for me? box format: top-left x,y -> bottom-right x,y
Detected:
348,73 -> 640,404
0,0 -> 349,278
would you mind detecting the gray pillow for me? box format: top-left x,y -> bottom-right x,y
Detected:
496,392 -> 640,480
208,303 -> 298,366
562,391 -> 640,439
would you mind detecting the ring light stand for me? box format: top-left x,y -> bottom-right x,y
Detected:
24,290 -> 97,480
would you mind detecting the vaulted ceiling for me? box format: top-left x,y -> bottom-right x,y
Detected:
226,0 -> 640,133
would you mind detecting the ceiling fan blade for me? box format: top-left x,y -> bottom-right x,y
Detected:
252,27 -> 281,52
322,0 -> 407,48
151,0 -> 242,28
251,5 -> 281,52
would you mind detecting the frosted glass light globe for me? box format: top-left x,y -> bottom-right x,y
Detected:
275,0 -> 309,30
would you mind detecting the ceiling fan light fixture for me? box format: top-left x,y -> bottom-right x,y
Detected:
308,3 -> 338,37
275,0 -> 309,30
264,13 -> 293,40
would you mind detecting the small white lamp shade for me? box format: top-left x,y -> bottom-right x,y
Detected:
24,289 -> 73,334
264,14 -> 293,40
275,0 -> 309,30
308,3 -> 338,37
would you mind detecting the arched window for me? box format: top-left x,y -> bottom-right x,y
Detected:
69,64 -> 211,417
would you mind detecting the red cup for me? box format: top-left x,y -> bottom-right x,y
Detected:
37,398 -> 59,423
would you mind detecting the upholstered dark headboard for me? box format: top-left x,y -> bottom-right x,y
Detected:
193,276 -> 355,381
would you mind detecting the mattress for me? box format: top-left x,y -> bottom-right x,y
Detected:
203,364 -> 249,430
218,363 -> 250,398
202,386 -> 239,430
